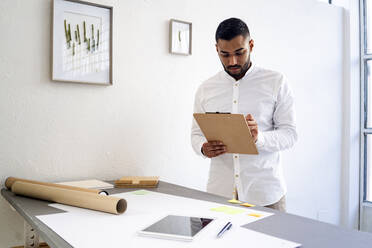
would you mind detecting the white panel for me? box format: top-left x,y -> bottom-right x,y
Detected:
361,205 -> 372,232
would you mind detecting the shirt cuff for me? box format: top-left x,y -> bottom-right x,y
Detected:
255,131 -> 265,149
196,138 -> 207,157
200,143 -> 208,158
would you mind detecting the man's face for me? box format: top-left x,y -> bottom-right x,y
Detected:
216,35 -> 254,80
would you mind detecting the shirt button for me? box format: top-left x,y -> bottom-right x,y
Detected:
234,155 -> 238,159
235,83 -> 238,87
233,100 -> 237,104
235,174 -> 239,178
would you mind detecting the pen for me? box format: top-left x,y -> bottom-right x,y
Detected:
217,222 -> 232,238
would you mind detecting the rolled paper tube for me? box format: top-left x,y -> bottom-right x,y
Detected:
11,181 -> 127,214
5,177 -> 102,194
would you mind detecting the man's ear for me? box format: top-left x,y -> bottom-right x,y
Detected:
249,39 -> 254,52
215,43 -> 219,53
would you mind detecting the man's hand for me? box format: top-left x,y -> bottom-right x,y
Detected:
245,114 -> 258,142
202,141 -> 227,158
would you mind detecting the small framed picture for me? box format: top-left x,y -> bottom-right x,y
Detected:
52,0 -> 113,85
169,19 -> 192,55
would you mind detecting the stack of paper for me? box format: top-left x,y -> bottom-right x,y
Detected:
56,179 -> 114,190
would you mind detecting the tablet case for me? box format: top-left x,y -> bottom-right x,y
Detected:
193,113 -> 258,155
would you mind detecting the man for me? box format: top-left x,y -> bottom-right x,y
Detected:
191,18 -> 297,211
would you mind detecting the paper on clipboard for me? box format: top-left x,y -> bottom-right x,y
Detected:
193,113 -> 258,154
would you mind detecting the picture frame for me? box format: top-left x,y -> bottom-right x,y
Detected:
169,19 -> 192,55
52,0 -> 113,85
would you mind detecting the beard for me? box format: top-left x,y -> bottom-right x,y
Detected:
224,59 -> 251,80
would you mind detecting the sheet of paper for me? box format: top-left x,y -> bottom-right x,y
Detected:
131,189 -> 151,195
240,203 -> 255,207
210,206 -> 245,215
228,199 -> 242,204
37,190 -> 300,248
56,179 -> 114,189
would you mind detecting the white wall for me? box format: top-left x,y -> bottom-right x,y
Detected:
0,0 -> 344,246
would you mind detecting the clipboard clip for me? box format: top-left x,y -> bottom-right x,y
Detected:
205,112 -> 231,114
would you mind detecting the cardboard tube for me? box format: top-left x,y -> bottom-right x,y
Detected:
11,181 -> 127,214
5,177 -> 101,194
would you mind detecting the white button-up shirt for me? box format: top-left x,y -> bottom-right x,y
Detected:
191,64 -> 297,206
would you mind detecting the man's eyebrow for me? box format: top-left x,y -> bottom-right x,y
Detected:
234,48 -> 244,52
219,48 -> 245,54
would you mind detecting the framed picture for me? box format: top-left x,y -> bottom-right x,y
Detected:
169,19 -> 192,55
52,0 -> 113,85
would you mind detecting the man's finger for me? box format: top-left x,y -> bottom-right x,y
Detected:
249,126 -> 258,132
209,145 -> 226,151
247,120 -> 257,126
206,149 -> 223,154
214,150 -> 227,156
209,140 -> 224,146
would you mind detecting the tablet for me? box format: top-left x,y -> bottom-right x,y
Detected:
138,215 -> 214,241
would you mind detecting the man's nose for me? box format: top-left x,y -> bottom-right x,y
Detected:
227,55 -> 237,66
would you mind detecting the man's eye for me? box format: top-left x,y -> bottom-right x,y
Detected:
221,54 -> 229,57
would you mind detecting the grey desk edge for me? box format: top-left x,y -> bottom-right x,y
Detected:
2,181 -> 372,248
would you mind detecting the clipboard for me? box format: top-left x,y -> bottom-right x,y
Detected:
193,113 -> 258,154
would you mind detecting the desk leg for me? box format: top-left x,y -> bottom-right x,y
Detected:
24,221 -> 39,248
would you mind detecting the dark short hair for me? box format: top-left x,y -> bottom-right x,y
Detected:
215,18 -> 250,42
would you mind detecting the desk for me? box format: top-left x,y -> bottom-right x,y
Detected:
2,181 -> 372,248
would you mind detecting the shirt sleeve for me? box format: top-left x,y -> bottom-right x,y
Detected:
255,76 -> 297,152
191,86 -> 207,157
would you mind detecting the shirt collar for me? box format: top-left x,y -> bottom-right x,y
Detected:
221,62 -> 255,83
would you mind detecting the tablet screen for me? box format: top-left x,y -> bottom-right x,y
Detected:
140,215 -> 214,239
